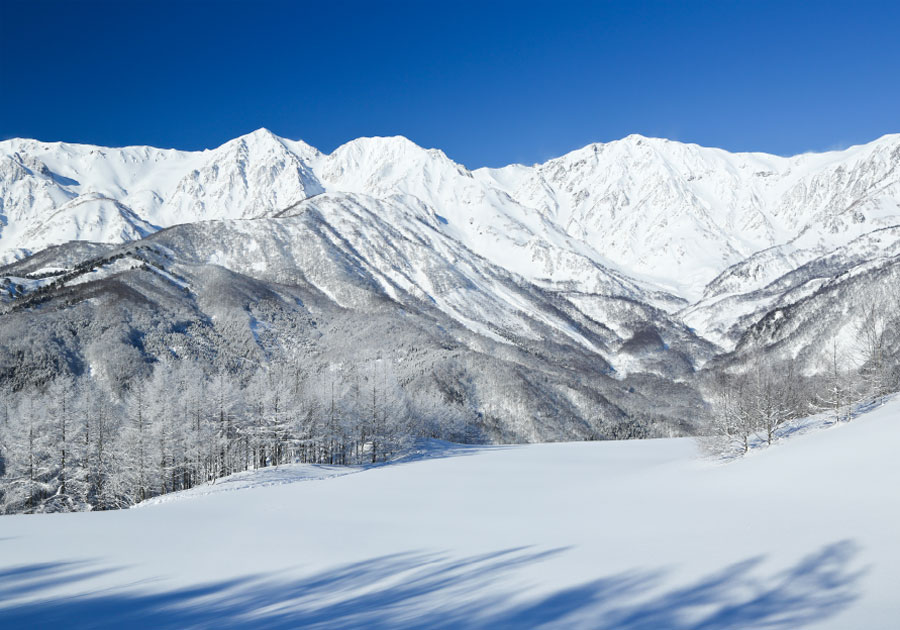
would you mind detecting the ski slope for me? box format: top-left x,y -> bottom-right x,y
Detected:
1,400 -> 898,629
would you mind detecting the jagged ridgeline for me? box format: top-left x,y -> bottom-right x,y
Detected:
1,130 -> 899,513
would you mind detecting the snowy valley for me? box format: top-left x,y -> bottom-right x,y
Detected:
0,130 -> 899,517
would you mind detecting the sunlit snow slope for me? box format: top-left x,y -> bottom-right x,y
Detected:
1,397 -> 898,629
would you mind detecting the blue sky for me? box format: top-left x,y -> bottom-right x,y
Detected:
1,0 -> 898,167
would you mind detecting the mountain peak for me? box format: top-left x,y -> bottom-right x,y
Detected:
215,128 -> 321,162
223,127 -> 284,149
332,135 -> 426,155
621,133 -> 655,143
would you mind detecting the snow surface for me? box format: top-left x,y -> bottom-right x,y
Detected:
1,399 -> 898,629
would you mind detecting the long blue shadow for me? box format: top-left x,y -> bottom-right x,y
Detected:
0,541 -> 864,630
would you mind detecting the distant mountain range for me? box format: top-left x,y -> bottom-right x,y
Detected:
2,130 -> 898,438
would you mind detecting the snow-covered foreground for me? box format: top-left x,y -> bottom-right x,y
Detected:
1,402 -> 899,629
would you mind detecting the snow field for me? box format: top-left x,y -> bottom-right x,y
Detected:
0,398 -> 898,628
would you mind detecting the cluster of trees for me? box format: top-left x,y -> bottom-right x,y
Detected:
703,359 -> 807,454
24,269 -> 68,280
0,359 -> 480,514
2,278 -> 25,299
2,246 -> 161,308
704,292 -> 899,455
853,297 -> 897,406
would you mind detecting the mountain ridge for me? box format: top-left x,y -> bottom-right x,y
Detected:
2,129 -> 899,362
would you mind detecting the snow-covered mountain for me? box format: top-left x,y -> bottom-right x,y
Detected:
0,130 -> 324,260
486,134 -> 900,296
1,129 -> 899,392
0,202 -> 710,441
4,130 -> 898,296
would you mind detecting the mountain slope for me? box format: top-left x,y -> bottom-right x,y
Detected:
0,210 -> 709,441
682,226 -> 900,350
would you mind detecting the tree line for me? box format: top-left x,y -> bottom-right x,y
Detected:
0,358 -> 479,514
703,291 -> 900,455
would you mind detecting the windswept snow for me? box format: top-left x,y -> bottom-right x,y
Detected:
1,398 -> 898,629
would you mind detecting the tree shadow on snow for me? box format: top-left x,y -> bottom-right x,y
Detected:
0,541 -> 865,630
391,439 -> 518,466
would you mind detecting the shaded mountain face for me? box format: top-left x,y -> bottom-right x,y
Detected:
0,219 -> 704,442
1,130 -> 899,438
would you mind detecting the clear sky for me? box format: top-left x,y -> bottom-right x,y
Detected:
1,0 -> 898,167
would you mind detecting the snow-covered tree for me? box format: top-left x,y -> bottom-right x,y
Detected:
818,338 -> 853,424
855,296 -> 893,404
1,394 -> 53,513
